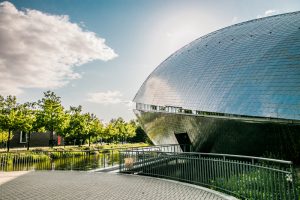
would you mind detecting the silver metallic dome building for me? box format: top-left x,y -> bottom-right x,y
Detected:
134,12 -> 300,162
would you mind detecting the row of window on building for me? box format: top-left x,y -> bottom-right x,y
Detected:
136,103 -> 221,116
135,102 -> 288,122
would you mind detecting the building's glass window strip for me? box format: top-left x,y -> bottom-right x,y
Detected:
135,103 -> 299,124
150,105 -> 157,111
159,106 -> 165,111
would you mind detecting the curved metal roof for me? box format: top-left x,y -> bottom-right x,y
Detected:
134,12 -> 300,121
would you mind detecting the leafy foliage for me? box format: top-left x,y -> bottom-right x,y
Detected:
0,95 -> 25,151
0,91 -> 150,149
0,130 -> 11,143
37,91 -> 68,147
129,126 -> 152,144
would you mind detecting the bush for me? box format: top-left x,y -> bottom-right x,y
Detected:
49,151 -> 86,159
213,168 -> 297,199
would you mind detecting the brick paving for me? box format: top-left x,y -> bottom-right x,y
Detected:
0,171 -> 235,200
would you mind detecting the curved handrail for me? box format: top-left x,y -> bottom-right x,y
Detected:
119,148 -> 298,200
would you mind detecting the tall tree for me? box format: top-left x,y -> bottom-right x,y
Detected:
105,122 -> 117,143
129,125 -> 152,144
66,105 -> 88,146
19,102 -> 45,150
55,110 -> 70,147
0,95 -> 23,152
123,120 -> 137,142
0,96 -> 6,147
37,91 -> 67,148
110,118 -> 124,143
110,118 -> 136,143
86,113 -> 103,146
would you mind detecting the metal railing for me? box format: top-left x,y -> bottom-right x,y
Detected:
0,150 -> 119,171
0,144 -> 186,172
125,144 -> 191,152
119,150 -> 299,200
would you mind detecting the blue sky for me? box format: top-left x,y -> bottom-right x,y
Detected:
1,0 -> 300,122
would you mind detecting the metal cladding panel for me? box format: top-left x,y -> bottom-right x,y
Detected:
134,12 -> 300,120
134,110 -> 300,163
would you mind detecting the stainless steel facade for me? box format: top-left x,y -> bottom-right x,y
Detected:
134,12 -> 300,120
133,12 -> 300,162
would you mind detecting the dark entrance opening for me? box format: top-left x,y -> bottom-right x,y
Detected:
174,132 -> 192,152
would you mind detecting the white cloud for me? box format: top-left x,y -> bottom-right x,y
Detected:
257,9 -> 278,18
265,10 -> 277,16
87,91 -> 123,104
87,91 -> 135,110
0,1 -> 117,95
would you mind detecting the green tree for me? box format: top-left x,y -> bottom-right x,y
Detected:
110,118 -> 124,143
85,113 -> 103,146
129,125 -> 152,144
109,118 -> 136,143
105,122 -> 117,143
18,102 -> 45,150
0,96 -> 7,146
37,91 -> 67,148
122,120 -> 137,143
65,105 -> 88,146
0,130 -> 10,144
55,110 -> 70,147
0,95 -> 23,152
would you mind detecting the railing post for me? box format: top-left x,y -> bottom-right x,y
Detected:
111,150 -> 114,166
103,152 -> 106,168
290,164 -> 298,200
119,151 -> 122,172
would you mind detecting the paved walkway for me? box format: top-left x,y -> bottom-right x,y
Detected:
0,171 -> 236,200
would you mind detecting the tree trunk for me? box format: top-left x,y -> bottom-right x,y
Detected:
78,134 -> 81,147
88,135 -> 91,147
27,131 -> 31,151
7,129 -> 11,152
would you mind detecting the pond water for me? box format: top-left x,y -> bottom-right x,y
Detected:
0,152 -> 119,171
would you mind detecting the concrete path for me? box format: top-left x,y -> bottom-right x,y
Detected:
0,171 -> 236,200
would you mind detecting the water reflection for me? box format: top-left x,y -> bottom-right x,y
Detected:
0,152 -> 120,172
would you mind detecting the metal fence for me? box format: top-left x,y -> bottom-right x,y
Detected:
0,144 -> 186,172
0,150 -> 119,171
119,150 -> 299,200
